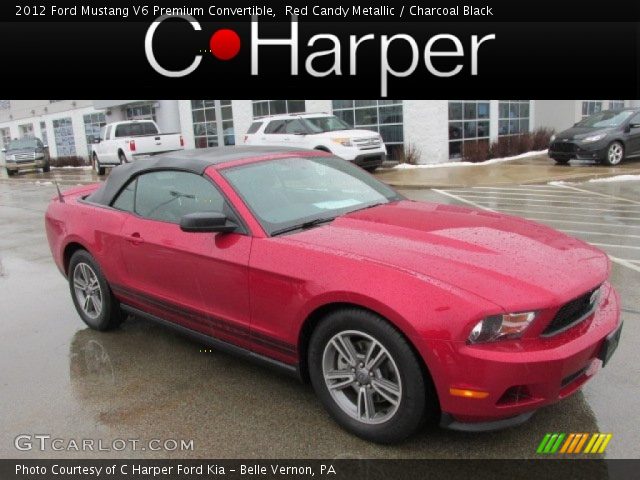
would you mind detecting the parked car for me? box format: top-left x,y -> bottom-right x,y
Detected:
2,137 -> 50,176
45,147 -> 621,443
91,120 -> 184,175
549,108 -> 640,165
243,113 -> 387,171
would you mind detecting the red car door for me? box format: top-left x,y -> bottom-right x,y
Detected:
113,170 -> 253,348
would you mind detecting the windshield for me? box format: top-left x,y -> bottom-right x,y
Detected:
7,138 -> 38,150
303,116 -> 352,133
576,110 -> 634,128
221,156 -> 401,235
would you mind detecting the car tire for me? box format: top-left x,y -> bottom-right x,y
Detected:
119,152 -> 127,164
364,166 -> 379,173
68,250 -> 122,331
93,154 -> 105,176
553,157 -> 570,165
602,141 -> 625,166
42,163 -> 51,173
6,168 -> 16,177
308,308 -> 437,443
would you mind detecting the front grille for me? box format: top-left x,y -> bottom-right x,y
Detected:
542,286 -> 601,336
550,141 -> 576,153
353,137 -> 382,151
14,152 -> 36,162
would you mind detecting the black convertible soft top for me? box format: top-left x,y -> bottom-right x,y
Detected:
86,146 -> 309,206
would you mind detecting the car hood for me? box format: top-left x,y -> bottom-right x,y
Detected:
284,201 -> 609,311
5,147 -> 37,155
555,126 -> 615,141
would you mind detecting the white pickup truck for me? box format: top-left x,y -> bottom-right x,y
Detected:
91,120 -> 184,175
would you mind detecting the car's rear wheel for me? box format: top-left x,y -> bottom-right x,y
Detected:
6,168 -> 16,176
602,141 -> 625,166
308,308 -> 436,443
68,250 -> 122,331
93,154 -> 105,176
42,162 -> 50,173
119,152 -> 127,164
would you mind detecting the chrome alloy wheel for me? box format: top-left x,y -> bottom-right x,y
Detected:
322,330 -> 402,424
73,263 -> 103,320
608,143 -> 624,165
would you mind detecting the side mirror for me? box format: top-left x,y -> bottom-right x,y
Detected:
1,148 -> 6,153
180,212 -> 238,233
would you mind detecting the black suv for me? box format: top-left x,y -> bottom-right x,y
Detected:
2,137 -> 50,176
549,109 -> 640,166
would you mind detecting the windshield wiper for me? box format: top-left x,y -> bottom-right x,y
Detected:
271,216 -> 337,236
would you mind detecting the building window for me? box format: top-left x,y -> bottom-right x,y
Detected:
191,100 -> 218,148
39,122 -> 48,146
609,100 -> 625,110
448,100 -> 490,158
498,100 -> 530,136
19,124 -> 34,138
83,113 -> 107,155
0,100 -> 9,110
52,118 -> 77,157
125,104 -> 156,121
252,100 -> 305,118
191,100 -> 235,148
220,100 -> 235,146
332,100 -> 404,159
582,101 -> 603,118
0,127 -> 11,149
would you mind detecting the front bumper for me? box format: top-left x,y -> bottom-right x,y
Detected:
549,140 -> 609,161
353,153 -> 386,169
5,159 -> 47,171
427,284 -> 621,428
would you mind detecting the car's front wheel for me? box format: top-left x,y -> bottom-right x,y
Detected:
553,157 -> 571,165
602,141 -> 625,166
68,250 -> 122,331
308,308 -> 437,443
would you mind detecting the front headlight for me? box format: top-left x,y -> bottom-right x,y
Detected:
331,137 -> 353,147
550,134 -> 556,142
581,133 -> 607,143
468,312 -> 537,344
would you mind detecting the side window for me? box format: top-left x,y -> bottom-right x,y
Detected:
284,119 -> 306,134
112,178 -> 137,212
265,120 -> 286,134
247,121 -> 262,134
134,171 -> 226,224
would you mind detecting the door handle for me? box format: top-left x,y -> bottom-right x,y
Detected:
126,232 -> 144,245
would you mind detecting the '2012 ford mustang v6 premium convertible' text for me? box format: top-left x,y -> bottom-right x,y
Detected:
45,147 -> 622,443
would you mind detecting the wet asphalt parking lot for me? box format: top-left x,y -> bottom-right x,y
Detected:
0,167 -> 638,460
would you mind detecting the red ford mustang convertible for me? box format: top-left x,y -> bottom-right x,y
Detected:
45,147 -> 622,443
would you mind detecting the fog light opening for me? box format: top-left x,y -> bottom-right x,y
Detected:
497,385 -> 532,405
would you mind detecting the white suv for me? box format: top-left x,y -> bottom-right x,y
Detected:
243,113 -> 387,171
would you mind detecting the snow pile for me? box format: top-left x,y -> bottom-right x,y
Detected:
392,149 -> 548,170
549,174 -> 640,186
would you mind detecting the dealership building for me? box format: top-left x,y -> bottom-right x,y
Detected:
1,100 -> 638,165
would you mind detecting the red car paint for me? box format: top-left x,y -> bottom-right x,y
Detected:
45,152 -> 620,425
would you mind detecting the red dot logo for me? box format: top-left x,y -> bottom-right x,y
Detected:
209,29 -> 241,60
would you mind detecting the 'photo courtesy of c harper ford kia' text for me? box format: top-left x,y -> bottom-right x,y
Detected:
1,2 -> 640,480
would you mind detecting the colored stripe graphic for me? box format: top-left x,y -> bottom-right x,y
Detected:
538,433 -> 612,454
